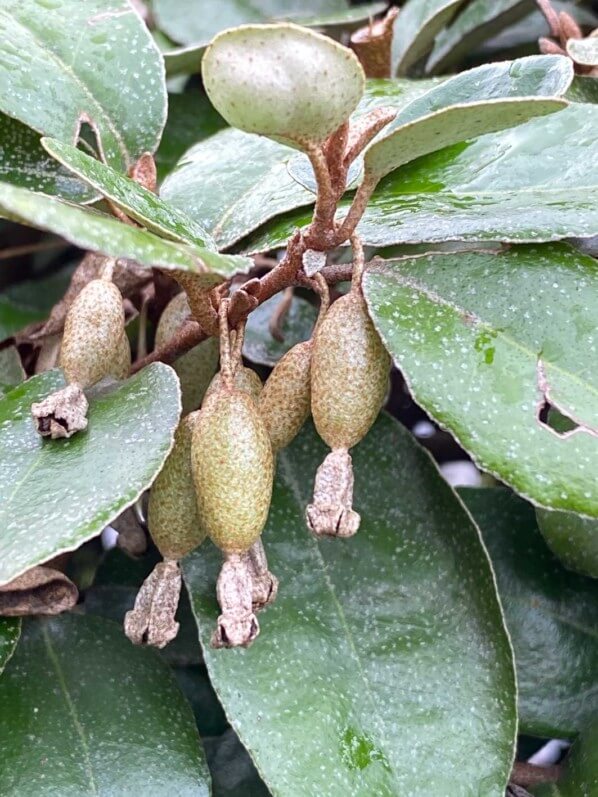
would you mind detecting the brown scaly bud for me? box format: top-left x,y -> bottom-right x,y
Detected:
125,413 -> 206,648
156,292 -> 219,414
258,340 -> 312,453
307,244 -> 389,538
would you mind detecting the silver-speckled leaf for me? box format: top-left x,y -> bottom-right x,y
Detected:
0,614 -> 210,796
536,507 -> 598,578
183,415 -> 516,796
567,35 -> 598,67
364,244 -> 598,517
202,23 -> 364,149
0,364 -> 180,587
392,0 -> 468,75
0,0 -> 167,172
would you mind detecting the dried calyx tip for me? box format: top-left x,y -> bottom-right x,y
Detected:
306,448 -> 361,538
124,560 -> 182,648
31,383 -> 89,439
212,553 -> 260,648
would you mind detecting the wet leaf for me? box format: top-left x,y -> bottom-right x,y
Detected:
427,0 -> 533,73
154,0 -> 348,47
0,183 -> 251,279
243,293 -> 318,366
567,75 -> 598,104
202,24 -> 364,150
364,56 -> 571,179
392,0 -> 468,75
0,614 -> 210,796
287,152 -> 363,194
0,364 -> 181,587
0,618 -> 20,675
567,36 -> 598,67
536,508 -> 598,579
244,103 -> 598,251
0,114 -> 92,200
0,348 -> 24,396
0,0 -> 167,172
42,138 -> 216,250
183,415 -> 516,796
461,487 -> 598,737
363,244 -> 598,517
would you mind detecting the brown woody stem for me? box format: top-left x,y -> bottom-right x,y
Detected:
335,175 -> 378,244
510,762 -> 561,788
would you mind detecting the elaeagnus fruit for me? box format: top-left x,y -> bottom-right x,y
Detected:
307,284 -> 390,538
156,292 -> 219,414
125,413 -> 206,649
203,365 -> 262,404
31,265 -> 125,439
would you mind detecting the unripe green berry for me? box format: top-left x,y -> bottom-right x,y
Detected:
311,291 -> 389,450
60,278 -> 125,387
156,293 -> 219,414
148,413 -> 206,561
192,387 -> 273,555
259,340 -> 311,452
204,366 -> 262,405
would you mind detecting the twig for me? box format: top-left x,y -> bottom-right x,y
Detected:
334,175 -> 378,244
510,762 -> 562,788
268,287 -> 294,343
344,108 -> 397,167
305,145 -> 336,245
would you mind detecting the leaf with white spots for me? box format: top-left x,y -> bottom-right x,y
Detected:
364,56 -> 571,180
0,183 -> 251,280
364,244 -> 598,517
536,507 -> 598,578
42,138 -> 216,250
0,364 -> 181,587
462,487 -> 598,737
0,614 -> 210,796
391,0 -> 468,75
183,414 -> 516,796
202,24 -> 364,150
0,0 -> 167,173
567,36 -> 598,68
243,102 -> 598,251
0,619 -> 20,675
0,114 -> 92,200
243,293 -> 318,367
427,0 -> 533,74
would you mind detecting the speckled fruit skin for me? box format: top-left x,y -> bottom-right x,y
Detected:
107,332 -> 131,380
192,389 -> 273,555
311,292 -> 390,450
259,340 -> 311,452
148,413 -> 205,560
156,293 -> 219,414
60,279 -> 124,387
204,366 -> 262,405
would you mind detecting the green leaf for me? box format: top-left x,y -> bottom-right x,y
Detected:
183,415 -> 516,796
427,0 -> 533,74
364,56 -> 570,179
0,618 -> 20,675
204,729 -> 270,797
0,0 -> 167,172
295,1 -> 387,28
0,113 -> 92,200
243,293 -> 318,366
536,508 -> 598,579
163,43 -> 207,77
154,0 -> 348,47
161,128 -> 314,249
0,348 -> 24,397
244,102 -> 598,251
533,718 -> 598,796
568,35 -> 598,66
42,137 -> 216,250
0,614 -> 210,796
0,267 -> 72,343
567,75 -> 598,104
0,364 -> 181,587
363,244 -> 598,517
202,24 -> 364,149
156,93 -> 226,182
0,183 -> 251,279
392,0 -> 468,75
461,487 -> 598,737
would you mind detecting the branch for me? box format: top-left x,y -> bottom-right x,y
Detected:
510,762 -> 562,788
334,174 -> 378,244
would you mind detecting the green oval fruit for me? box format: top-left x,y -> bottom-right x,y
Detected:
148,413 -> 206,560
311,291 -> 390,450
259,340 -> 311,452
192,388 -> 273,554
107,332 -> 131,380
60,278 -> 125,387
156,292 -> 219,414
203,366 -> 262,405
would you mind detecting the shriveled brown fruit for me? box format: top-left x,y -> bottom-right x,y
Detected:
147,412 -> 206,561
60,276 -> 125,388
258,340 -> 312,453
192,387 -> 273,555
203,365 -> 262,405
0,566 -> 78,616
308,290 -> 390,537
156,292 -> 219,414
